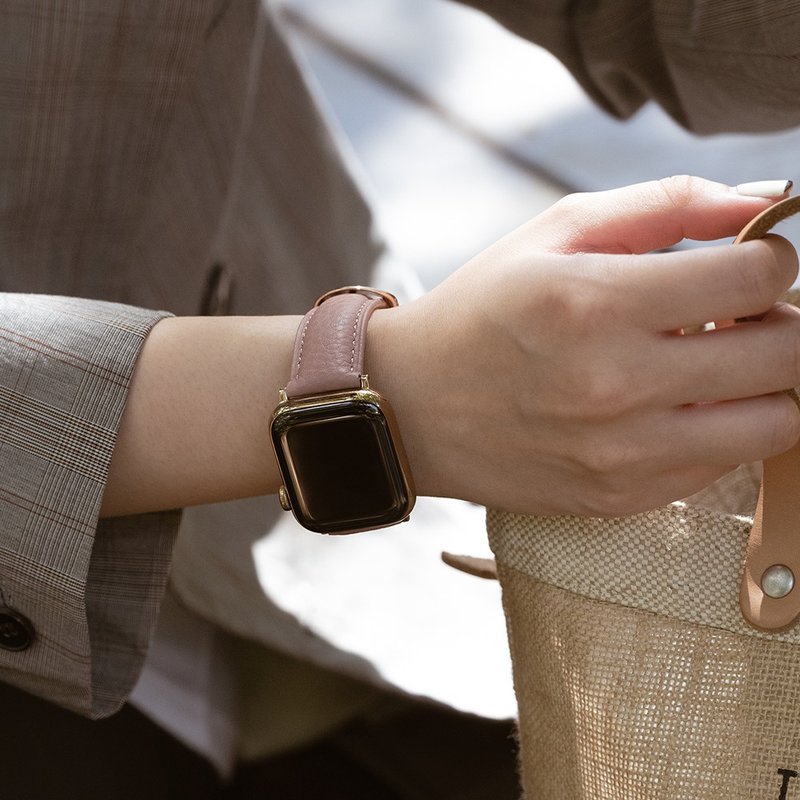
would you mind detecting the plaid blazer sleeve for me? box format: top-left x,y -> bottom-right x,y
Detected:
465,0 -> 800,135
0,293 -> 180,719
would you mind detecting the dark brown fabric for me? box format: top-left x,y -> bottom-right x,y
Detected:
0,679 -> 521,800
0,680 -> 221,800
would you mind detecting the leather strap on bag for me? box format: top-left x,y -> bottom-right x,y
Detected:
738,195 -> 800,631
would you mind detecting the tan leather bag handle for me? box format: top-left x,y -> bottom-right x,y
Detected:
737,195 -> 800,630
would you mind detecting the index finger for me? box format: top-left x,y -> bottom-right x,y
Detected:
534,176 -> 789,255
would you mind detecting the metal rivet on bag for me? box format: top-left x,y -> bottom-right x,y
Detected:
761,565 -> 795,599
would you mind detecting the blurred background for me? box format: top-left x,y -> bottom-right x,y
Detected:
280,0 -> 800,289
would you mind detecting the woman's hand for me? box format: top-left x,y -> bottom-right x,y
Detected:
370,176 -> 800,516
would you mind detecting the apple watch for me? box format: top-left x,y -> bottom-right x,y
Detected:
270,286 -> 416,534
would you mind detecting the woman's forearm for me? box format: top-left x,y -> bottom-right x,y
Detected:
100,314 -> 301,517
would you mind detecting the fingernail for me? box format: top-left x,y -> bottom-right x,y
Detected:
736,179 -> 793,198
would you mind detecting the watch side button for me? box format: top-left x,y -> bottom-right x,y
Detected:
278,485 -> 292,511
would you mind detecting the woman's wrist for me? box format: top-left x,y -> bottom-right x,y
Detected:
365,298 -> 451,502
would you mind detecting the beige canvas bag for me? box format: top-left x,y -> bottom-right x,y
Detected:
454,196 -> 800,800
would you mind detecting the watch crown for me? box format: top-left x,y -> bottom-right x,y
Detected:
278,485 -> 292,511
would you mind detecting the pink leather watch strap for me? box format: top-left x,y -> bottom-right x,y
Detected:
737,195 -> 800,630
284,287 -> 396,399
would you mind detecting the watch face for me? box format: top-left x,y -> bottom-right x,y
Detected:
271,391 -> 415,534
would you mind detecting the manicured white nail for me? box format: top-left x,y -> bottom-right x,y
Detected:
736,179 -> 793,198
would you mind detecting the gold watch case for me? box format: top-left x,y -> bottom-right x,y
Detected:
270,381 -> 416,535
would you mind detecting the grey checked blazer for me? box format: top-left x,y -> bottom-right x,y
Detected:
1,0 -> 799,718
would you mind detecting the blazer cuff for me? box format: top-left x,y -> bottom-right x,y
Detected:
0,294 -> 180,718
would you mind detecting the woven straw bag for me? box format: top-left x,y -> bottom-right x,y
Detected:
476,196 -> 800,799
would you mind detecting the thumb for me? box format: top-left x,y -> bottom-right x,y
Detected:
532,175 -> 791,255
